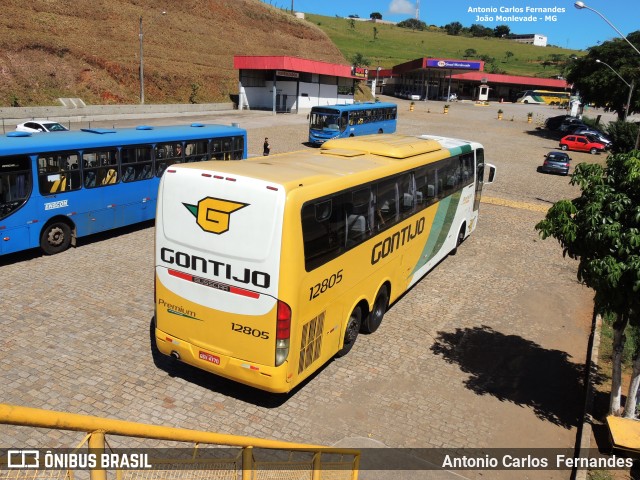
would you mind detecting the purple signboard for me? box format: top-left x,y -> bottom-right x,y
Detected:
426,59 -> 482,70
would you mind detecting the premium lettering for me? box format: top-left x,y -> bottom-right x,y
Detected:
371,217 -> 425,264
160,248 -> 271,288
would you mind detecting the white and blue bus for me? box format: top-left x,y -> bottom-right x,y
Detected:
308,102 -> 397,145
0,123 -> 246,256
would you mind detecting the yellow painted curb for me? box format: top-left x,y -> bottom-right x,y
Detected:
482,196 -> 550,213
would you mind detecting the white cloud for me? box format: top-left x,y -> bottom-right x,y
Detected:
389,0 -> 415,15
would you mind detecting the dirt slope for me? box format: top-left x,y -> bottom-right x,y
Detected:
0,0 -> 346,106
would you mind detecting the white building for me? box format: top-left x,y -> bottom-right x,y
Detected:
508,34 -> 548,47
234,56 -> 361,113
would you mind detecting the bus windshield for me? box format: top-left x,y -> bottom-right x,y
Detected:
309,109 -> 344,132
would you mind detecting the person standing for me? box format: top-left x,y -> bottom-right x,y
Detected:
263,137 -> 270,156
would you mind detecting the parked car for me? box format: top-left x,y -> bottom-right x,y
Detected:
571,127 -> 612,147
559,134 -> 606,154
558,117 -> 586,132
538,151 -> 571,176
16,120 -> 68,133
544,114 -> 571,131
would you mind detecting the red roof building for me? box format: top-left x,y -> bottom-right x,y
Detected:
234,56 -> 363,113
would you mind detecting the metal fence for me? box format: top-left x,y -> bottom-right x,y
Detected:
0,404 -> 360,480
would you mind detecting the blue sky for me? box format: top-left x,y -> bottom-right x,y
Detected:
266,0 -> 638,51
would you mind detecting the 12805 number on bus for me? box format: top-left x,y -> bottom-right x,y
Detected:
309,269 -> 343,300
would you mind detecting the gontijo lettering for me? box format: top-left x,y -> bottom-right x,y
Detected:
160,248 -> 271,288
371,217 -> 425,264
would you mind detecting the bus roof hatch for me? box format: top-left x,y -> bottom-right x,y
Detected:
321,134 -> 442,159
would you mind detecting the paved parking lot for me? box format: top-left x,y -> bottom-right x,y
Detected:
0,99 -> 605,478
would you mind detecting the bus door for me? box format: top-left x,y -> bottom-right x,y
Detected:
473,148 -> 496,211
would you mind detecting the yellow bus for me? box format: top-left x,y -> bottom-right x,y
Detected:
515,89 -> 570,106
154,134 -> 496,393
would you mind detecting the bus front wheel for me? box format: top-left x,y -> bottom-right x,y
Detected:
361,286 -> 389,334
450,224 -> 466,256
40,221 -> 72,255
336,306 -> 362,357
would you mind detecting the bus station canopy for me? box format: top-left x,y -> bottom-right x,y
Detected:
234,56 -> 361,79
450,72 -> 569,88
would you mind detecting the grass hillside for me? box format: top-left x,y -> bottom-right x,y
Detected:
0,0 -> 345,107
305,13 -> 582,77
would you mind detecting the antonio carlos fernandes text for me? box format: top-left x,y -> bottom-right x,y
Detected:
442,455 -> 633,469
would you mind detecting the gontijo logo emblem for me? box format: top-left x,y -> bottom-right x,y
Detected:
183,197 -> 248,234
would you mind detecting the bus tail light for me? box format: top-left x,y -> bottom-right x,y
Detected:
275,300 -> 291,366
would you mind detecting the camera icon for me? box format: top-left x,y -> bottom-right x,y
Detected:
7,450 -> 40,469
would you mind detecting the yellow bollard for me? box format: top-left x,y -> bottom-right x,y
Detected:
409,102 -> 415,112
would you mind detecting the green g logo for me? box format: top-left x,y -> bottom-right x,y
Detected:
183,197 -> 248,234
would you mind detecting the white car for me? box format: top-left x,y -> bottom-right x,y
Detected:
16,120 -> 69,133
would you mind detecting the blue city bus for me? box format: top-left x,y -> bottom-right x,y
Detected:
0,123 -> 247,256
308,102 -> 397,145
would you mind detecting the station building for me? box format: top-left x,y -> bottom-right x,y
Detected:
233,56 -> 364,113
234,54 -> 569,112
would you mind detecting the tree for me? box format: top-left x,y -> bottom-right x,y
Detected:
494,24 -> 510,37
504,51 -> 514,62
443,21 -> 463,36
348,18 -> 355,30
469,24 -> 493,37
351,52 -> 370,68
373,26 -> 378,41
566,32 -> 640,120
397,18 -> 427,31
535,151 -> 640,417
370,12 -> 382,20
606,121 -> 640,153
463,48 -> 477,58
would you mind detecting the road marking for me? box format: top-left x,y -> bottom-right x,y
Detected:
481,196 -> 551,213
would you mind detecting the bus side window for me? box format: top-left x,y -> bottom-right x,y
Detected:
301,195 -> 347,271
375,178 -> 398,229
37,152 -> 80,195
346,187 -> 371,248
0,156 -> 32,220
185,141 -> 208,163
155,142 -> 183,177
82,149 -> 118,188
121,145 -> 153,182
398,173 -> 415,219
415,166 -> 437,207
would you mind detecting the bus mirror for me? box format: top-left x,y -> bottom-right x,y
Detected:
486,163 -> 496,184
306,113 -> 310,120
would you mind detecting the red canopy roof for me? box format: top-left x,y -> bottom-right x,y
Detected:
234,56 -> 358,79
450,72 -> 568,88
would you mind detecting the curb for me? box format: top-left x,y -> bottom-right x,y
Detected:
573,313 -> 603,480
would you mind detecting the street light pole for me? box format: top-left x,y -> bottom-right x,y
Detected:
139,11 -> 166,105
375,66 -> 381,99
139,16 -> 144,105
595,59 -> 634,121
575,1 -> 640,147
574,2 -> 640,57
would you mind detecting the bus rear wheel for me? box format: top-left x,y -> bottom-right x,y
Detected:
40,221 -> 71,255
336,306 -> 362,357
361,286 -> 389,334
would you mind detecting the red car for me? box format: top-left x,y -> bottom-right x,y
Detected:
559,134 -> 606,154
